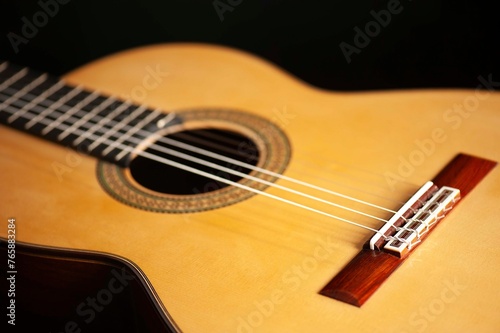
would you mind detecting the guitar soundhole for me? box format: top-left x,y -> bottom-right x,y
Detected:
97,109 -> 291,213
128,128 -> 260,195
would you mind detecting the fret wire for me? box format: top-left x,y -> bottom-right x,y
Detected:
3,87 -> 171,159
2,88 -> 152,158
3,86 -> 170,150
102,107 -> 160,156
1,98 -> 137,165
6,74 -> 48,123
0,68 -> 28,118
72,99 -> 130,146
2,82 -> 164,153
0,68 -> 29,98
10,81 -> 66,126
41,91 -> 100,136
87,104 -> 148,152
58,95 -> 117,141
24,85 -> 83,129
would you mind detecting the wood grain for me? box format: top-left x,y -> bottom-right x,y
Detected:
432,153 -> 497,196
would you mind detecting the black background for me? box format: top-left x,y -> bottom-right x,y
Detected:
0,0 -> 499,91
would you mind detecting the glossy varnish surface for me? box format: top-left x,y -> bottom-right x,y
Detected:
0,240 -> 178,332
1,44 -> 500,332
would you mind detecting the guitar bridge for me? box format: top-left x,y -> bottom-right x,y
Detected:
320,154 -> 496,307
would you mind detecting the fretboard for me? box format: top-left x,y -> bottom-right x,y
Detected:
0,61 -> 180,167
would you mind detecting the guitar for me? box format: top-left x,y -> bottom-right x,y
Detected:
1,43 -> 499,333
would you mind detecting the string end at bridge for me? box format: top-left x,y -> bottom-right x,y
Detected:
368,182 -> 461,258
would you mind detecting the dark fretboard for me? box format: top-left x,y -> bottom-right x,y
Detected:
0,61 -> 181,167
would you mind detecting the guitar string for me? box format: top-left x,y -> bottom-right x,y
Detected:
188,129 -> 257,151
0,66 -> 404,224
292,158 -> 417,206
0,101 -> 393,236
0,91 -> 393,226
1,110 -> 398,224
290,161 -> 409,206
178,130 -> 409,206
154,134 -> 398,215
0,72 -> 403,236
172,130 -> 258,161
0,83 -> 398,216
0,64 -> 398,215
171,127 -> 416,207
0,63 -> 398,215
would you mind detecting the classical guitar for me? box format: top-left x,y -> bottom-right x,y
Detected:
1,44 -> 499,333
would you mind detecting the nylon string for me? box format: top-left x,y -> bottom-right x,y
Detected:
0,66 -> 408,239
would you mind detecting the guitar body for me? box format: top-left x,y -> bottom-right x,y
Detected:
1,44 -> 499,332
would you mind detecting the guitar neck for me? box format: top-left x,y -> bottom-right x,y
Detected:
0,62 -> 179,167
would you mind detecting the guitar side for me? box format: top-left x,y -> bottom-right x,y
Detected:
0,239 -> 179,332
1,44 -> 499,332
